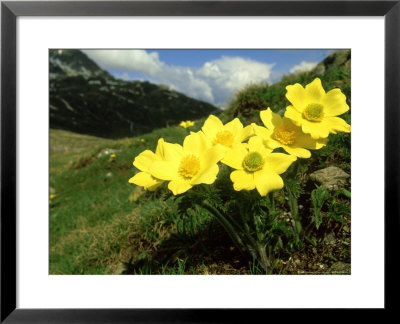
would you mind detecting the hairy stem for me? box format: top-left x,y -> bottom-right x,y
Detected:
199,201 -> 245,249
258,244 -> 271,273
287,188 -> 302,242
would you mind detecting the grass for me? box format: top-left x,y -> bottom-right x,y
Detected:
50,52 -> 351,274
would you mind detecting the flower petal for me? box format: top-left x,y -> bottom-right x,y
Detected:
248,136 -> 271,156
252,124 -> 279,149
284,106 -> 303,127
314,138 -> 329,149
254,170 -> 284,196
147,182 -> 163,191
129,172 -> 162,189
324,116 -> 351,133
183,131 -> 212,155
161,141 -> 184,163
191,145 -> 225,185
283,145 -> 311,158
133,150 -> 158,172
322,89 -> 349,117
149,161 -> 180,181
155,138 -> 166,159
286,83 -> 307,112
253,124 -> 270,137
295,130 -> 328,149
304,78 -> 325,102
236,124 -> 255,143
302,116 -> 350,139
264,152 -> 297,174
168,179 -> 192,195
224,118 -> 243,138
191,164 -> 219,185
260,108 -> 283,130
202,115 -> 223,142
230,170 -> 256,191
301,119 -> 330,139
221,144 -> 248,169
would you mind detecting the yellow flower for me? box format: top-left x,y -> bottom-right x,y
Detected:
49,194 -> 56,200
110,153 -> 116,159
253,108 -> 328,158
222,136 -> 296,196
180,120 -> 195,128
284,78 -> 351,139
129,138 -> 169,191
149,131 -> 225,195
202,114 -> 254,149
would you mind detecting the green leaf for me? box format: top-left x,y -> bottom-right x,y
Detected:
311,185 -> 330,230
285,178 -> 302,199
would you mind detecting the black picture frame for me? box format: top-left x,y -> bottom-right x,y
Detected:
1,0 -> 399,321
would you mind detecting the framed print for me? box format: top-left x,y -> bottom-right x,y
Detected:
1,0 -> 399,321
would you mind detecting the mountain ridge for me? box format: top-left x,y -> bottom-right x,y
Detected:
49,49 -> 219,138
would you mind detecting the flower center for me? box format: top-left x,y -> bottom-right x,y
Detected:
303,103 -> 324,122
214,130 -> 234,147
273,124 -> 297,145
243,152 -> 264,172
179,155 -> 200,178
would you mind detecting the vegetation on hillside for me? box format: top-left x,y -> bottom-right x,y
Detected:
50,49 -> 218,138
50,50 -> 351,274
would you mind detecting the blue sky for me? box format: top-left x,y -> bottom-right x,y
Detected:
83,49 -> 332,107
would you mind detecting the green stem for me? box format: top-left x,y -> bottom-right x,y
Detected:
258,244 -> 271,273
287,188 -> 302,242
199,201 -> 245,249
199,201 -> 260,263
198,200 -> 273,273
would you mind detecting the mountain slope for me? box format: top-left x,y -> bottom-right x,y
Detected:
49,50 -> 219,138
50,50 -> 351,275
226,49 -> 350,118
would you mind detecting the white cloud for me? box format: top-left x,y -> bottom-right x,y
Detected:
83,49 -> 163,75
196,57 -> 274,105
289,61 -> 318,74
82,50 -> 275,106
113,72 -> 131,81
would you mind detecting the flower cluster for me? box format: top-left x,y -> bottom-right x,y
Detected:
179,120 -> 195,128
130,78 -> 350,197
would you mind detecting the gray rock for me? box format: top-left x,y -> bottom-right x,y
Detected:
329,262 -> 351,274
323,233 -> 336,245
309,166 -> 350,191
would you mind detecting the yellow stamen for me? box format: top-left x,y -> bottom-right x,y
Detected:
303,103 -> 324,122
273,124 -> 297,145
243,152 -> 264,172
214,130 -> 234,147
179,155 -> 200,178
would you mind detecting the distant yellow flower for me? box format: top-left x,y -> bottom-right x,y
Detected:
149,131 -> 225,195
110,153 -> 116,159
129,138 -> 169,191
180,120 -> 195,128
202,115 -> 254,149
50,194 -> 56,200
284,78 -> 351,139
140,138 -> 145,143
253,108 -> 327,158
222,136 -> 296,196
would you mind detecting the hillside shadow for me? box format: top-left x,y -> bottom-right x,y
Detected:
121,218 -> 253,275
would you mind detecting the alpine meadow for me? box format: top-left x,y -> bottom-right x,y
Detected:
50,49 -> 351,275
